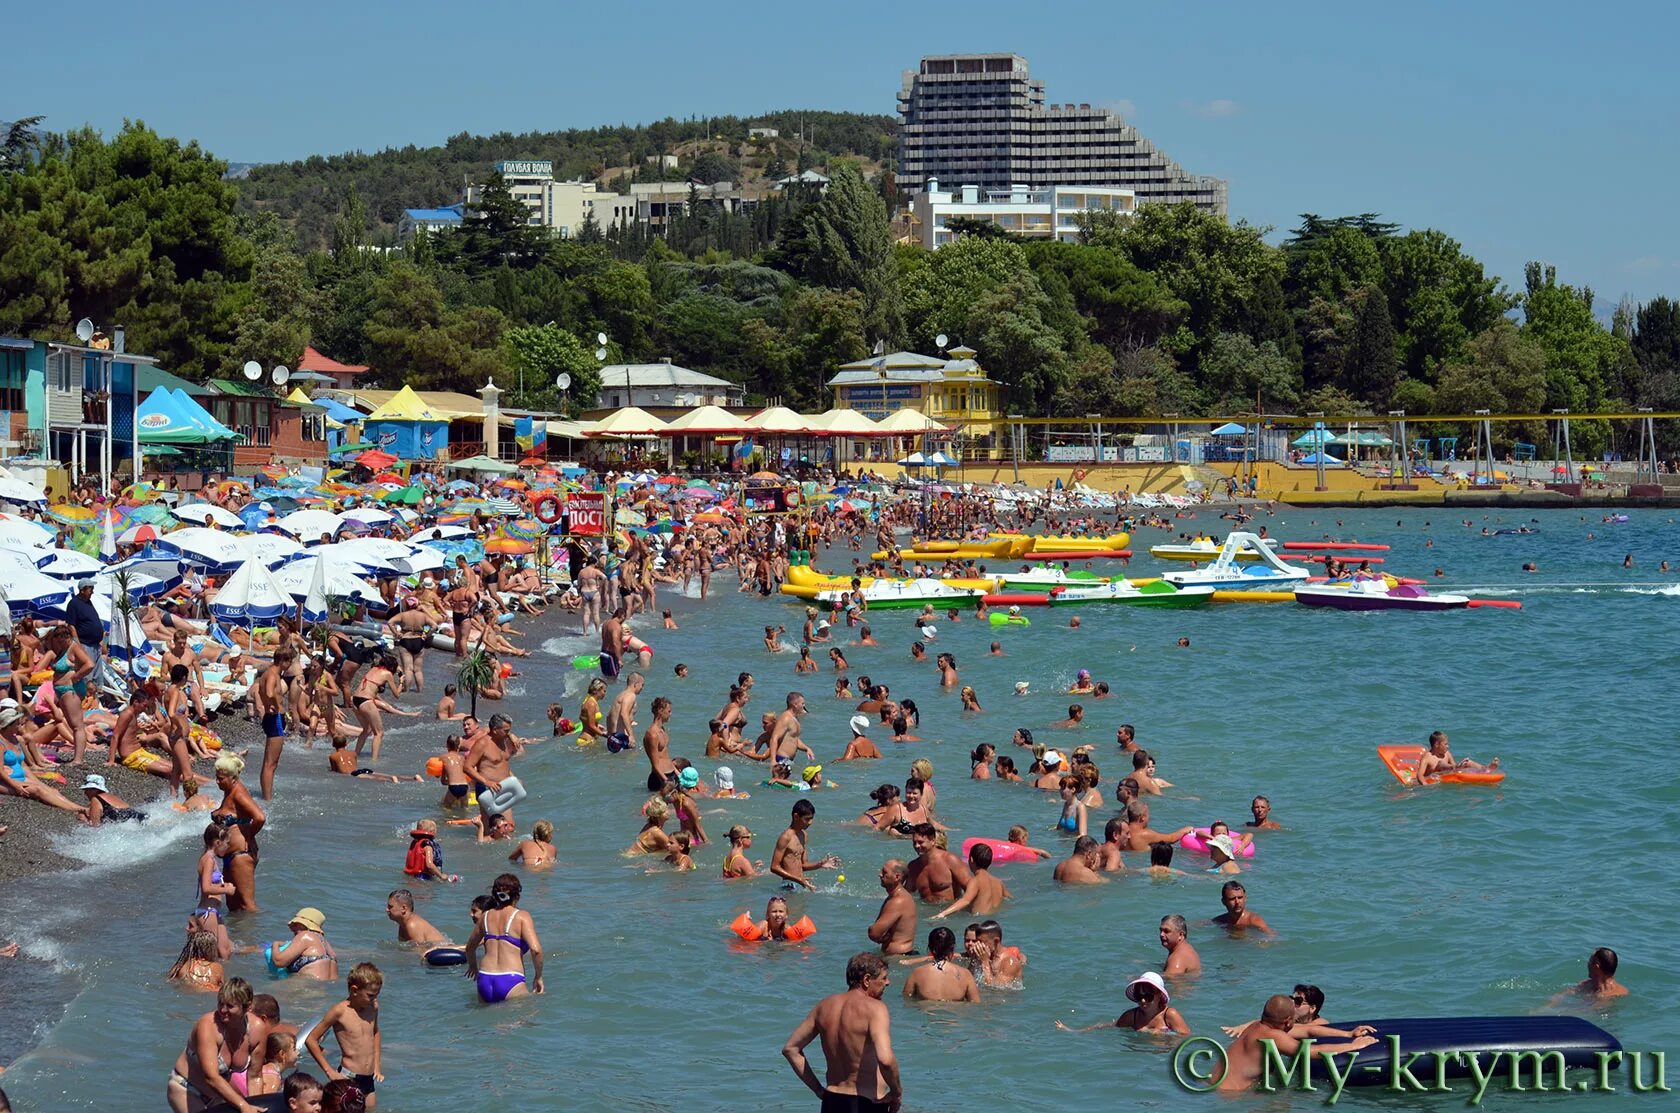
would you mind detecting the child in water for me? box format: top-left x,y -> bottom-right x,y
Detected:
663,831 -> 696,871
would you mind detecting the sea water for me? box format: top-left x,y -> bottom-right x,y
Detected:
3,507 -> 1678,1111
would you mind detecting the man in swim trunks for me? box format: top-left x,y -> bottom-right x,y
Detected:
1414,729 -> 1499,782
599,606 -> 626,678
1247,795 -> 1281,829
1053,837 -> 1105,885
607,672 -> 643,755
385,889 -> 444,945
642,695 -> 676,792
965,920 -> 1025,986
771,799 -> 841,891
1212,881 -> 1274,935
1217,995 -> 1375,1092
465,714 -> 525,821
770,691 -> 816,766
901,927 -> 979,1003
904,825 -> 970,904
255,649 -> 293,801
1159,914 -> 1201,977
783,952 -> 903,1113
865,860 -> 918,956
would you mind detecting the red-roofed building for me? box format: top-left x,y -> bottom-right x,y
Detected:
298,345 -> 371,390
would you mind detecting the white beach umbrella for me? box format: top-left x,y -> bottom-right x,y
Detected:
173,501 -> 245,528
341,506 -> 395,527
36,547 -> 106,579
239,532 -> 307,569
208,558 -> 295,627
275,556 -> 381,609
155,527 -> 250,572
0,513 -> 55,549
275,508 -> 346,541
0,476 -> 48,505
0,567 -> 73,618
307,541 -> 398,576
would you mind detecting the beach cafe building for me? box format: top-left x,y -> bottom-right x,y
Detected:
826,347 -> 1004,460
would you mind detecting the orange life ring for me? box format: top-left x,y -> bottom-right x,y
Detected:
533,494 -> 563,524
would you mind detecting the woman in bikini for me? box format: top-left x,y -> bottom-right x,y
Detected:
464,873 -> 543,1003
351,655 -> 398,762
212,754 -> 264,913
167,976 -> 262,1113
44,624 -> 95,764
857,783 -> 905,830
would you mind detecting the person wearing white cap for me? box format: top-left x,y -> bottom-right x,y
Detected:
80,772 -> 147,826
1204,834 -> 1242,875
838,714 -> 882,762
1056,970 -> 1189,1033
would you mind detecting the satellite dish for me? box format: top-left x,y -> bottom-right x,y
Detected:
595,347 -> 607,361
271,366 -> 290,386
242,361 -> 263,381
555,372 -> 572,391
935,333 -> 949,350
76,319 -> 95,343
596,332 -> 608,346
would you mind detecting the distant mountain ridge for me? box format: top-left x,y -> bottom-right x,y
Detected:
234,110 -> 895,250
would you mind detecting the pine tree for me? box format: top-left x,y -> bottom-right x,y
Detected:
461,171 -> 538,269
1343,286 -> 1400,407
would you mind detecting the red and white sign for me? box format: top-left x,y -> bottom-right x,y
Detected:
566,491 -> 607,535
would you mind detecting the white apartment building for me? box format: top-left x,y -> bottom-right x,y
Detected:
456,160 -> 638,238
909,178 -> 1136,248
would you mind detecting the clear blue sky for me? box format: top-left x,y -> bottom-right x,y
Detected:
13,0 -> 1678,311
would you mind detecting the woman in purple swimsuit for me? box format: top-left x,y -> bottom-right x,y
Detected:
464,873 -> 543,1003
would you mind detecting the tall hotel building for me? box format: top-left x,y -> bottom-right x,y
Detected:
897,53 -> 1227,215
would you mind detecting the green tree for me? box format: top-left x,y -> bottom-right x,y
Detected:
1200,332 -> 1301,413
1521,261 -> 1632,412
1379,230 -> 1515,380
1434,319 -> 1547,414
232,215 -> 318,371
503,324 -> 600,411
1630,297 -> 1680,412
689,151 -> 739,185
457,171 -> 539,269
1080,203 -> 1286,377
768,160 -> 902,345
363,259 -> 507,391
1,115 -> 43,175
1023,241 -> 1185,352
1342,286 -> 1400,406
781,285 -> 868,409
0,122 -> 251,376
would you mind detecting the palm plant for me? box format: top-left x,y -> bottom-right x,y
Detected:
111,567 -> 139,685
457,648 -> 496,717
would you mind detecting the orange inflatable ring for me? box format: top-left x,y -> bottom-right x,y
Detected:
533,494 -> 563,525
730,912 -> 816,942
425,756 -> 445,778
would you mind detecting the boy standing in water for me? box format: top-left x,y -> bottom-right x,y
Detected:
306,962 -> 385,1109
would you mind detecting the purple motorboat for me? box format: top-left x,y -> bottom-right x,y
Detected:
1294,579 -> 1470,612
